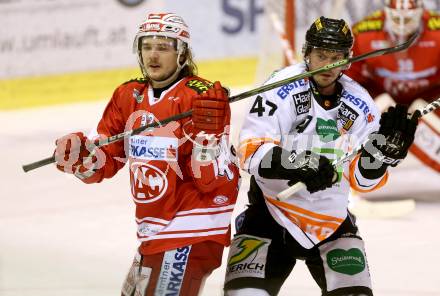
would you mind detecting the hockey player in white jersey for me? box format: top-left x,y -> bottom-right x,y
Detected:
223,17 -> 420,296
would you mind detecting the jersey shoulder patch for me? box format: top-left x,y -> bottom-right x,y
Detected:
121,77 -> 147,86
185,77 -> 213,94
352,11 -> 384,34
427,12 -> 440,31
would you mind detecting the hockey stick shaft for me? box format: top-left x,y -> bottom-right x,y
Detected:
276,97 -> 440,201
22,34 -> 417,173
22,110 -> 193,172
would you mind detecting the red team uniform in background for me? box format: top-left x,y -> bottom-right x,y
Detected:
347,9 -> 440,104
346,7 -> 440,172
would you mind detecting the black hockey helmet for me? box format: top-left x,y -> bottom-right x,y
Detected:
303,16 -> 353,56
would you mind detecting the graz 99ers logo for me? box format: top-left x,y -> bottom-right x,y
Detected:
130,162 -> 168,203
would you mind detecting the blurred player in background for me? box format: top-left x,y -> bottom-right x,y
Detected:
53,12 -> 240,296
346,0 -> 440,173
223,16 -> 420,296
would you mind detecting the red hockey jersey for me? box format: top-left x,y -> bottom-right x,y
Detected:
81,76 -> 240,255
346,10 -> 440,104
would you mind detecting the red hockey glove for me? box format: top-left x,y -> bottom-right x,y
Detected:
54,132 -> 98,179
192,81 -> 230,136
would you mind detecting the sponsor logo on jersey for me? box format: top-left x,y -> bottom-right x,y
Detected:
130,135 -> 178,161
226,235 -> 270,282
316,118 -> 340,142
155,246 -> 191,295
367,113 -> 375,123
292,91 -> 311,115
133,88 -> 144,103
228,237 -> 267,266
130,162 -> 168,203
276,79 -> 308,99
341,90 -> 372,117
337,102 -> 359,131
186,79 -> 212,94
326,248 -> 366,275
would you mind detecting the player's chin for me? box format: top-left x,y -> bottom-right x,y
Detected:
317,75 -> 335,85
147,72 -> 165,81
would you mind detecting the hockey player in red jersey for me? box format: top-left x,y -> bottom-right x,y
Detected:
53,12 -> 240,296
346,0 -> 440,173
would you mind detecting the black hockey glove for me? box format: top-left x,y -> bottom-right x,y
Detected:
259,146 -> 337,194
361,104 -> 421,172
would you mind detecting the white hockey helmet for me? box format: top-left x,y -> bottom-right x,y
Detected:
384,0 -> 423,37
133,13 -> 191,76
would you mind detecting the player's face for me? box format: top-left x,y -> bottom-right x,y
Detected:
308,48 -> 346,92
385,7 -> 423,38
141,36 -> 179,84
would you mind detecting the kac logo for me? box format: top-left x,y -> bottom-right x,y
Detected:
130,162 -> 168,203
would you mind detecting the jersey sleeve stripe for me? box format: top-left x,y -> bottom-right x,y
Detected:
238,137 -> 280,168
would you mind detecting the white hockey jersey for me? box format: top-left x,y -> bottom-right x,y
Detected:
239,63 -> 387,248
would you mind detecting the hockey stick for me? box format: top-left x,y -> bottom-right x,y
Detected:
276,97 -> 440,201
22,33 -> 418,173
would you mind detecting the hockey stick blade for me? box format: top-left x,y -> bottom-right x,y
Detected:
276,96 -> 440,201
22,34 -> 417,173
